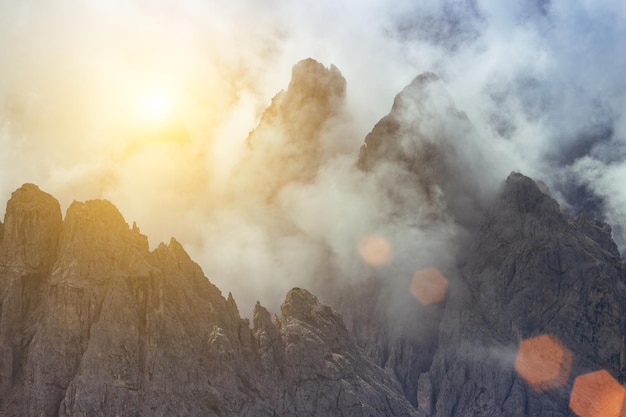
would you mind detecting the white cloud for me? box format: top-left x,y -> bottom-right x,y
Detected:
1,0 -> 625,314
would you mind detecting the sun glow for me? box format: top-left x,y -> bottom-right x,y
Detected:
139,90 -> 174,121
113,84 -> 190,148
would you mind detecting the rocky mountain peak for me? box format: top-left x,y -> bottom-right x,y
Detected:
3,58 -> 625,417
281,287 -> 347,330
422,173 -> 626,416
252,301 -> 281,365
270,288 -> 420,417
0,183 -> 62,273
358,71 -> 494,228
51,198 -> 151,284
253,301 -> 275,333
285,57 -> 346,110
391,72 -> 441,113
280,287 -> 318,316
251,57 -> 346,140
226,58 -> 349,204
63,198 -> 130,234
500,172 -> 562,216
0,183 -> 421,417
152,237 -> 202,276
478,173 -> 569,245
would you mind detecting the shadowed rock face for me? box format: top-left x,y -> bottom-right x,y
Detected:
2,60 -> 625,417
223,59 -> 626,415
334,72 -> 491,409
1,175 -> 623,416
254,288 -> 419,417
0,184 -> 64,414
0,184 -> 417,417
332,277 -> 444,409
357,72 -> 494,229
418,172 -> 626,417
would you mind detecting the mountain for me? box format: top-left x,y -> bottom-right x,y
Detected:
0,184 -> 417,416
350,62 -> 626,415
2,59 -> 625,417
357,71 -> 496,228
227,57 -> 347,203
418,173 -> 626,416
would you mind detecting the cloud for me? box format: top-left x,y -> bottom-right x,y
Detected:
383,0 -> 626,246
0,0 -> 625,316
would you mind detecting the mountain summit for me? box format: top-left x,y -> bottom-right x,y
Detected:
2,60 -> 625,417
228,58 -> 347,203
0,184 -> 417,417
419,172 -> 626,416
357,71 -> 495,228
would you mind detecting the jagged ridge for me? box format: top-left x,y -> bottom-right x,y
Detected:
0,184 -> 417,417
419,172 -> 626,416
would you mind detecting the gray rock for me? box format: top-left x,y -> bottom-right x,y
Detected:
0,184 -> 63,414
334,72 -> 492,408
228,58 -> 347,203
0,183 -> 62,274
421,172 -> 626,416
2,62 -> 623,417
257,287 -> 419,417
0,185 -> 418,417
357,72 -> 495,228
330,278 -> 443,409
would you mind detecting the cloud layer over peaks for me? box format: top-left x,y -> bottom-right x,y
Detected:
1,0 -> 625,312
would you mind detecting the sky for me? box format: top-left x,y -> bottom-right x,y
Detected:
1,0 -> 625,314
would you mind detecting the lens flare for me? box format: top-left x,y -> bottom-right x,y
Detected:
514,334 -> 572,392
410,268 -> 448,305
570,370 -> 626,417
358,234 -> 392,266
569,369 -> 626,417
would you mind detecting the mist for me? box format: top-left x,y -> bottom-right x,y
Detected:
1,0 -> 625,315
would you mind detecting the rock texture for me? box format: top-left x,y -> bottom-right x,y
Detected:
343,70 -> 626,415
0,184 -> 63,411
0,184 -> 417,417
334,72 -> 494,408
228,58 -> 347,203
357,72 -> 494,228
253,288 -> 418,417
0,183 -> 62,273
331,277 -> 444,409
2,60 -> 626,417
419,173 -> 626,416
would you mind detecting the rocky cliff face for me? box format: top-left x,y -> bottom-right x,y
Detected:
418,173 -> 626,416
0,183 -> 62,274
344,65 -> 626,415
221,58 -> 626,416
0,184 -> 417,417
331,276 -> 444,410
228,58 -> 347,203
253,288 -> 418,416
357,72 -> 495,228
335,71 -> 492,409
2,59 -> 625,417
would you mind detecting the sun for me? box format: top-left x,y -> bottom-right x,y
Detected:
139,90 -> 174,122
118,86 -> 188,146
